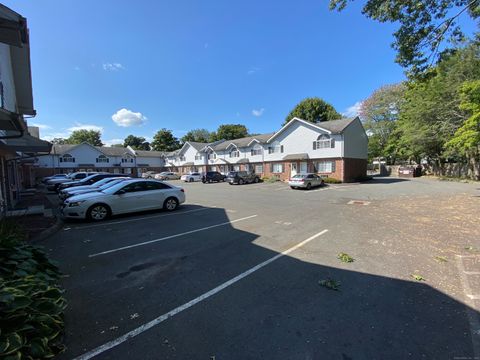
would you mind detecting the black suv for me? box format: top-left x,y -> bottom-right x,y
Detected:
226,171 -> 260,185
57,173 -> 127,192
202,171 -> 226,183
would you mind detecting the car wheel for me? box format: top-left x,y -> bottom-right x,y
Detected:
254,177 -> 259,183
290,186 -> 296,189
306,183 -> 312,190
238,179 -> 244,185
163,197 -> 179,211
87,204 -> 111,222
189,178 -> 194,182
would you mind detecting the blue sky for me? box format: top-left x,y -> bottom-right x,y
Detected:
6,0 -> 410,145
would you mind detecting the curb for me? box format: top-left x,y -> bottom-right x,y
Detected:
30,216 -> 64,243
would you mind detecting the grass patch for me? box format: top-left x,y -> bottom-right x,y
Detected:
411,274 -> 426,281
319,278 -> 341,291
262,176 -> 280,183
337,252 -> 355,263
434,256 -> 448,263
322,177 -> 342,184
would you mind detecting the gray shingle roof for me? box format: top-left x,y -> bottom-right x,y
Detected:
50,143 -> 163,157
133,150 -> 165,157
212,132 -> 276,151
186,142 -> 209,151
313,117 -> 357,134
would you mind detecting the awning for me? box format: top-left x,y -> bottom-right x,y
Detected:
182,162 -> 194,166
283,153 -> 309,161
3,134 -> 51,154
214,158 -> 230,164
237,158 -> 250,164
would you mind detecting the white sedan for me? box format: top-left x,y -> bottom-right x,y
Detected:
181,172 -> 202,182
62,179 -> 185,221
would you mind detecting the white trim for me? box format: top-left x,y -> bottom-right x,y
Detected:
267,117 -> 333,143
247,138 -> 260,146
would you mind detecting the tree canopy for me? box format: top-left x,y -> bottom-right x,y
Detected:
150,129 -> 180,152
181,129 -> 212,144
329,0 -> 480,74
123,135 -> 150,150
67,130 -> 103,146
283,97 -> 341,126
211,124 -> 249,141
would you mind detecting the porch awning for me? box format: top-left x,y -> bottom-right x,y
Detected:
237,158 -> 250,164
3,134 -> 51,154
214,158 -> 230,164
182,162 -> 194,166
283,153 -> 309,161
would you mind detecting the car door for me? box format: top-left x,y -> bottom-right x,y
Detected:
111,182 -> 148,214
142,182 -> 173,210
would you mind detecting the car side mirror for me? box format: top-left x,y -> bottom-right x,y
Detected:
116,189 -> 126,195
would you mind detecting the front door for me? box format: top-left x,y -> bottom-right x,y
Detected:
291,162 -> 298,177
300,162 -> 308,174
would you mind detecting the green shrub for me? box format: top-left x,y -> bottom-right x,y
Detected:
262,176 -> 280,183
322,177 -> 342,184
0,220 -> 66,359
0,219 -> 26,248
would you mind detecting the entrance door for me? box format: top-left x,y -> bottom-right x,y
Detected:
300,162 -> 308,174
291,162 -> 298,177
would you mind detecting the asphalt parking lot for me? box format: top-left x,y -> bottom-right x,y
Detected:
42,177 -> 480,360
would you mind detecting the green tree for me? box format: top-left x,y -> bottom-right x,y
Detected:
181,129 -> 212,143
283,97 -> 341,126
211,124 -> 249,141
360,83 -> 406,161
445,80 -> 480,179
151,128 -> 180,151
110,143 -> 125,148
329,0 -> 480,74
123,135 -> 150,150
50,138 -> 67,145
67,130 -> 103,146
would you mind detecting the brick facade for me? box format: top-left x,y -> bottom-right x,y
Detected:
342,158 -> 367,182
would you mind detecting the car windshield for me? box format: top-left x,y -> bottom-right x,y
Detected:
98,179 -> 125,190
292,174 -> 307,179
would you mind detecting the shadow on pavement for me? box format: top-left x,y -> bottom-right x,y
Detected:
49,205 -> 477,360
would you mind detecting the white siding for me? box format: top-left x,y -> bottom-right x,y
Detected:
343,118 -> 368,159
0,43 -> 17,113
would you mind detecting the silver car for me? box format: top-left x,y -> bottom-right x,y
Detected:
58,177 -> 130,200
62,179 -> 185,221
154,172 -> 180,180
288,173 -> 325,190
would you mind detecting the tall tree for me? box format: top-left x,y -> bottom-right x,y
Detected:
123,135 -> 150,150
67,130 -> 103,146
360,83 -> 406,161
329,0 -> 480,74
283,97 -> 341,126
50,138 -> 67,145
181,129 -> 212,143
445,80 -> 480,179
151,128 -> 180,151
211,124 -> 249,141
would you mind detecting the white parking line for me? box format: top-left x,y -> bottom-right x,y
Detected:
88,214 -> 258,257
67,207 -> 214,230
74,229 -> 328,360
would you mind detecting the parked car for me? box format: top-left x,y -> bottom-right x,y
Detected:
226,171 -> 260,185
61,179 -> 185,221
141,171 -> 157,179
202,171 -> 226,183
181,172 -> 202,182
59,177 -> 130,201
154,172 -> 180,180
46,172 -> 98,191
42,173 -> 69,184
57,173 -> 127,192
288,173 -> 325,190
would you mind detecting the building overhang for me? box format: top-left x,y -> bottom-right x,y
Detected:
1,133 -> 51,154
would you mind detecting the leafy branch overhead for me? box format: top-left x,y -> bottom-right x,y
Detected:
329,0 -> 480,74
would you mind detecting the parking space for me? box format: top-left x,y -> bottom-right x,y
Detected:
41,177 -> 480,360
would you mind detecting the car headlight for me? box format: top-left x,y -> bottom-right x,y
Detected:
68,200 -> 86,207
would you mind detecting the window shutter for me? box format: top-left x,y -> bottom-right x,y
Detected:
270,163 -> 273,172
73,158 -> 75,163
331,139 -> 335,148
313,141 -> 317,150
96,158 -> 98,163
251,149 -> 254,156
59,158 -> 63,163
268,147 -> 272,154
281,145 -> 284,153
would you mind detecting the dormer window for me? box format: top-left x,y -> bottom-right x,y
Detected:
179,156 -> 186,161
268,142 -> 283,154
208,153 -> 216,160
229,150 -> 240,158
313,134 -> 334,149
122,154 -> 134,163
195,153 -> 203,160
96,155 -> 109,163
251,145 -> 262,156
60,154 -> 75,163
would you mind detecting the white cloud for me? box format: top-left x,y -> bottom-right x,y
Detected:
252,108 -> 265,117
111,108 -> 147,127
102,63 -> 125,71
103,138 -> 124,147
30,123 -> 51,130
342,101 -> 362,117
68,123 -> 104,132
247,67 -> 260,75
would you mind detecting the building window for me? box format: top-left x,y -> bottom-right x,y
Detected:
195,154 -> 203,160
233,165 -> 240,171
251,148 -> 262,156
315,161 -> 336,173
96,155 -> 109,163
255,164 -> 263,173
179,156 -> 186,161
122,156 -> 134,163
229,150 -> 240,158
314,134 -> 334,149
268,143 -> 284,154
211,166 -> 217,171
271,163 -> 283,173
208,153 -> 216,160
60,154 -> 75,163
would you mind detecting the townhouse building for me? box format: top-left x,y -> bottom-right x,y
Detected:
166,116 -> 368,182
